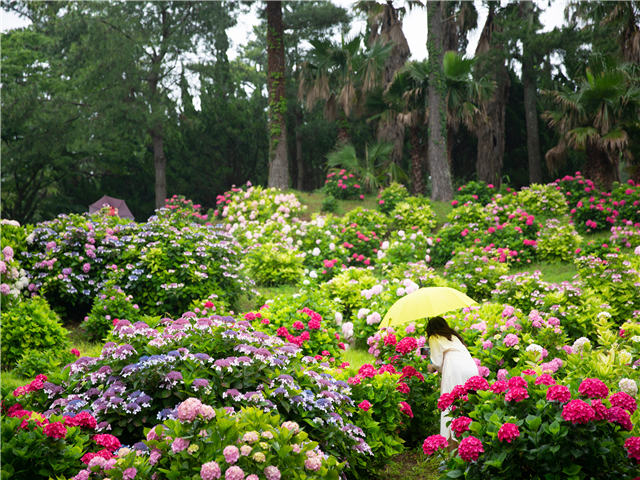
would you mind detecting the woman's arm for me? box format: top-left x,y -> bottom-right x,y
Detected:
428,336 -> 444,372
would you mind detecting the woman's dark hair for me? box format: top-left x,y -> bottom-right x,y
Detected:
426,316 -> 466,346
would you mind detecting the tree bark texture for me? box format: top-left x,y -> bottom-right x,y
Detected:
520,1 -> 543,185
376,1 -> 410,165
584,143 -> 620,191
266,1 -> 289,190
475,67 -> 509,187
410,126 -> 426,195
151,123 -> 167,209
295,109 -> 304,191
427,1 -> 454,202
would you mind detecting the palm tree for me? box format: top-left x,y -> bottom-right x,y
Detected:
443,51 -> 495,168
298,35 -> 394,145
542,55 -> 640,189
566,1 -> 640,64
326,141 -> 401,191
380,53 -> 493,195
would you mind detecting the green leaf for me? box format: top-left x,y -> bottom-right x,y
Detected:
446,471 -> 464,478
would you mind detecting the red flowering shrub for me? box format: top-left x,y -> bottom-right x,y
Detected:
578,378 -> 609,399
422,434 -> 449,455
497,423 -> 520,443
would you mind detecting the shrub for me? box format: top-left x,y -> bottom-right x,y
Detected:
82,405 -> 343,480
341,207 -> 389,235
446,203 -> 493,226
390,197 -> 437,232
245,243 -> 304,286
377,183 -> 409,215
515,183 -> 569,218
82,283 -> 143,341
323,170 -> 364,200
1,239 -> 31,309
1,404 -> 122,480
536,219 -> 582,262
320,268 -> 377,321
321,195 -> 339,213
430,375 -> 638,479
377,230 -> 432,266
216,183 -> 307,222
0,296 -> 68,366
155,195 -> 209,225
453,180 -> 497,206
14,349 -> 77,379
13,313 -> 371,472
443,247 -> 510,301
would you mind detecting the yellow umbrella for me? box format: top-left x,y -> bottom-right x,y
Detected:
381,287 -> 477,328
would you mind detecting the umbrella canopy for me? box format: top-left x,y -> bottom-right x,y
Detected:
381,287 -> 477,328
89,195 -> 135,220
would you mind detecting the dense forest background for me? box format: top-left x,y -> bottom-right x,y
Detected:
2,1 -> 639,223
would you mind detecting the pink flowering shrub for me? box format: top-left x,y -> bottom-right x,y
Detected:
324,170 -> 364,200
434,373 -> 637,478
1,406 -> 122,480
102,405 -> 342,480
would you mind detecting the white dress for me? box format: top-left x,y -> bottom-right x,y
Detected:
429,334 -> 479,439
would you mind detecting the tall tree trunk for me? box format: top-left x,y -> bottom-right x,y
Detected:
520,1 -> 543,185
376,1 -> 410,165
584,143 -> 620,191
446,125 -> 455,169
295,108 -> 304,191
410,126 -> 425,195
475,4 -> 509,187
266,1 -> 289,190
151,124 -> 167,209
427,1 -> 454,202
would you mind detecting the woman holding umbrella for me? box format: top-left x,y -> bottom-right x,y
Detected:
425,316 -> 478,443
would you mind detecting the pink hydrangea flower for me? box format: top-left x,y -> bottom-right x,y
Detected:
497,369 -> 508,382
609,392 -> 637,414
242,431 -> 259,444
547,385 -> 571,403
422,434 -> 449,455
507,376 -> 528,389
122,468 -> 137,480
578,378 -> 609,399
450,417 -> 473,436
264,466 -> 281,480
172,437 -> 190,453
304,457 -> 322,471
591,399 -> 608,420
93,434 -> 121,451
482,340 -> 493,350
396,337 -> 418,355
399,401 -> 413,418
200,462 -> 221,480
437,392 -> 455,410
223,445 -> 240,464
225,466 -> 245,480
178,397 -> 203,422
458,436 -> 484,462
504,334 -> 519,347
358,400 -> 372,411
562,399 -> 595,424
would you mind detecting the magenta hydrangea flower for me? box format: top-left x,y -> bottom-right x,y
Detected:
497,423 -> 520,443
464,376 -> 489,392
225,466 -> 245,480
200,462 -> 222,480
507,376 -> 528,389
624,437 -> 640,463
534,374 -> 556,386
437,392 -> 455,410
547,384 -> 571,402
223,445 -> 240,464
591,399 -> 608,420
482,340 -> 493,350
450,417 -> 473,436
606,406 -> 633,430
609,391 -> 637,414
93,434 -> 121,451
490,380 -> 508,394
264,466 -> 281,480
458,436 -> 484,462
504,334 -> 519,347
505,387 -> 529,402
422,435 -> 449,455
358,400 -> 372,411
43,422 -> 67,439
562,399 -> 595,424
578,378 -> 609,399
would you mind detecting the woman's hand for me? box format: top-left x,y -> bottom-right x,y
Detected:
427,364 -> 436,373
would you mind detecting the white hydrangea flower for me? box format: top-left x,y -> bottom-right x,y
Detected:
619,378 -> 638,396
572,337 -> 591,354
309,271 -> 317,279
334,312 -> 343,325
312,247 -> 321,256
329,243 -> 336,251
381,241 -> 390,250
526,344 -> 543,353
